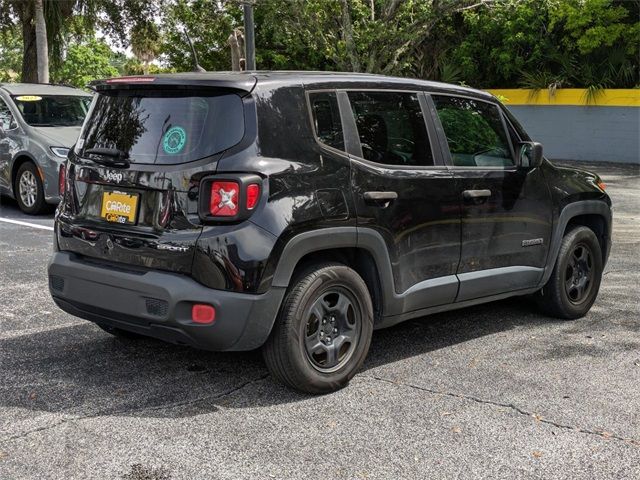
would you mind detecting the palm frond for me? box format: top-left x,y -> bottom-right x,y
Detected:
438,62 -> 464,84
519,70 -> 564,101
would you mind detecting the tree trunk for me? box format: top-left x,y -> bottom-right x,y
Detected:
228,29 -> 245,71
340,0 -> 360,72
20,2 -> 38,83
34,0 -> 49,83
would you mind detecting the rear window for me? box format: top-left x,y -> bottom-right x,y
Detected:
77,90 -> 245,165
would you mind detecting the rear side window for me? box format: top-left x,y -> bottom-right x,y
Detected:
432,95 -> 513,167
308,91 -> 344,151
348,91 -> 434,167
77,90 -> 245,165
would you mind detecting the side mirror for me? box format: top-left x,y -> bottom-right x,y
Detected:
518,141 -> 543,168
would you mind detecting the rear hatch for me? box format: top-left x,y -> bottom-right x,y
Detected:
56,75 -> 255,274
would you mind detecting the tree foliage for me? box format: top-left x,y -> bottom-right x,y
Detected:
51,38 -> 119,87
157,0 -> 637,88
131,21 -> 162,74
0,0 -> 637,89
248,0 -> 504,75
448,0 -> 639,88
0,26 -> 22,81
0,0 -> 159,82
161,0 -> 242,72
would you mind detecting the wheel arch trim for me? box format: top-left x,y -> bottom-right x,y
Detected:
539,200 -> 612,287
10,151 -> 38,186
271,227 -> 360,288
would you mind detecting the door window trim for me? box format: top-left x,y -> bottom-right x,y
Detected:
425,92 -> 519,171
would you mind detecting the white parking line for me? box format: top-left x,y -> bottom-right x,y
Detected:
0,217 -> 54,231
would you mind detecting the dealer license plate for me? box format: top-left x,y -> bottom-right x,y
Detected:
100,191 -> 139,224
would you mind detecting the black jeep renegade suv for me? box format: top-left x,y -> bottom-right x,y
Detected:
48,72 -> 612,393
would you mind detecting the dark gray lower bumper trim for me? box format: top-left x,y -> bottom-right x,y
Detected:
48,252 -> 285,351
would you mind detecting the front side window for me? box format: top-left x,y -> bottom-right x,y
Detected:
12,95 -> 91,127
348,91 -> 434,167
309,91 -> 344,151
432,95 -> 513,167
77,90 -> 245,165
0,100 -> 17,131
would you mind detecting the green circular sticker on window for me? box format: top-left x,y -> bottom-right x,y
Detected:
162,126 -> 186,154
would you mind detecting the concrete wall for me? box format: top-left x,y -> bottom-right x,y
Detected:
507,105 -> 639,164
486,89 -> 639,164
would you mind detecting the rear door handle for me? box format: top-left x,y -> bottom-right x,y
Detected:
363,191 -> 398,206
462,189 -> 492,201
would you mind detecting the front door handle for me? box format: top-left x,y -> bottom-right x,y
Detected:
363,191 -> 398,206
462,189 -> 492,201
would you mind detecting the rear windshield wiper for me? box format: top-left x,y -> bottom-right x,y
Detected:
84,148 -> 131,168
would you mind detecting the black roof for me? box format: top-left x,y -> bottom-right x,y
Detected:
90,71 -> 495,101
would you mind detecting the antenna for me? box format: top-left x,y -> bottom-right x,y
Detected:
183,28 -> 206,72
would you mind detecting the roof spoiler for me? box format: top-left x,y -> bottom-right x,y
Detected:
89,74 -> 258,96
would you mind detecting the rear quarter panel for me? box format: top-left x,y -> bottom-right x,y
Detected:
212,83 -> 356,293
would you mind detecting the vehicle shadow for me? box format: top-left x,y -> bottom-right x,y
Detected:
1,296 -> 551,423
0,195 -> 56,218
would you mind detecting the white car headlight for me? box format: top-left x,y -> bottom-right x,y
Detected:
50,147 -> 70,158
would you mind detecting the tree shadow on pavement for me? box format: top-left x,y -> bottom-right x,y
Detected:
0,296 -> 552,422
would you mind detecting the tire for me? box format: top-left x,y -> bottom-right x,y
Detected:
536,226 -> 603,319
263,262 -> 374,394
97,324 -> 145,340
14,162 -> 49,215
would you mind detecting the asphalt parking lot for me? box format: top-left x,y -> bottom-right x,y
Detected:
0,161 -> 638,480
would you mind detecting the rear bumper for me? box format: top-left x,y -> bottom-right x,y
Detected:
48,252 -> 285,351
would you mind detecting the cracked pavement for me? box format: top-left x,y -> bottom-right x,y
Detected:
1,161 -> 639,479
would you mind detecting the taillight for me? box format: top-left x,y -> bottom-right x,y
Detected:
246,183 -> 260,210
210,181 -> 240,217
199,174 -> 262,222
58,164 -> 66,196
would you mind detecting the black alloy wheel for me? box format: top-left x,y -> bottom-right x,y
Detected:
564,242 -> 595,304
304,288 -> 362,373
